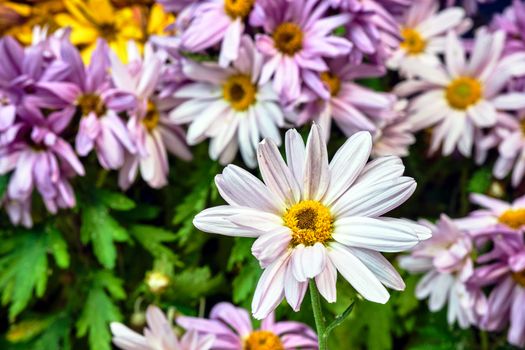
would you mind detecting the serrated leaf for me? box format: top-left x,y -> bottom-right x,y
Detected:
80,195 -> 129,269
97,190 -> 135,211
46,226 -> 70,269
171,267 -> 223,300
76,272 -> 125,350
129,225 -> 178,261
32,315 -> 72,350
0,228 -> 67,320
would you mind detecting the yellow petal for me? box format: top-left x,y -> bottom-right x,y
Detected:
63,0 -> 94,25
87,0 -> 115,24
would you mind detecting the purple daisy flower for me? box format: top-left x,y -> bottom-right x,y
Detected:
177,302 -> 318,349
296,58 -> 395,141
180,0 -> 256,67
253,0 -> 352,102
0,106 -> 84,218
399,215 -> 476,329
333,0 -> 410,64
111,42 -> 192,190
0,36 -> 70,111
46,39 -> 137,170
468,234 -> 525,347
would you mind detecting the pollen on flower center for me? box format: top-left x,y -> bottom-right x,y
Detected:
445,77 -> 483,110
224,0 -> 254,19
143,100 -> 160,132
273,22 -> 303,56
283,200 -> 333,247
243,330 -> 284,350
77,93 -> 107,116
512,270 -> 525,287
400,28 -> 426,54
320,71 -> 341,96
498,208 -> 525,229
223,74 -> 257,111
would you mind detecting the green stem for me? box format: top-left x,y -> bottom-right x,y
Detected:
309,280 -> 328,350
480,331 -> 489,350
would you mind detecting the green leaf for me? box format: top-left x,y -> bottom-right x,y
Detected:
0,227 -> 69,320
330,300 -> 394,350
467,168 -> 492,194
76,272 -> 125,350
227,238 -> 255,271
232,259 -> 260,305
170,267 -> 223,301
80,189 -> 131,269
129,225 -> 178,261
173,162 -> 218,245
32,315 -> 72,350
46,226 -> 70,269
97,189 -> 135,211
7,314 -> 72,350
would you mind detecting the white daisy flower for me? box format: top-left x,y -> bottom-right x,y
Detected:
193,124 -> 431,319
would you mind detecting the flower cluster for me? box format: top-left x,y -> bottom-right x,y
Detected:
3,1 -> 525,349
0,34 -> 191,227
401,193 -> 525,347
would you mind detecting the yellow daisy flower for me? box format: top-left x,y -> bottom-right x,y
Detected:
145,3 -> 176,37
55,0 -> 143,63
0,0 -> 65,44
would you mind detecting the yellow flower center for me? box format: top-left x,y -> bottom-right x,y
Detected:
499,208 -> 525,230
445,77 -> 483,110
244,330 -> 284,350
76,93 -> 106,116
283,200 -> 333,247
273,22 -> 303,56
512,270 -> 525,287
320,72 -> 341,96
143,100 -> 160,132
223,74 -> 257,111
224,0 -> 254,19
400,28 -> 426,55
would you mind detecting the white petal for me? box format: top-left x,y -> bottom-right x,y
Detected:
257,138 -> 301,207
252,252 -> 290,319
285,129 -> 306,185
193,206 -> 264,237
332,216 -> 419,252
328,242 -> 390,304
302,124 -> 330,201
323,131 -> 372,206
215,165 -> 284,213
345,247 -> 405,291
315,258 -> 337,303
252,228 -> 292,268
332,177 -> 416,218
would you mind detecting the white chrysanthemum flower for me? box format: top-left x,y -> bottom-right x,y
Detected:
194,124 -> 431,319
396,29 -> 525,157
171,35 -> 284,168
387,1 -> 470,75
